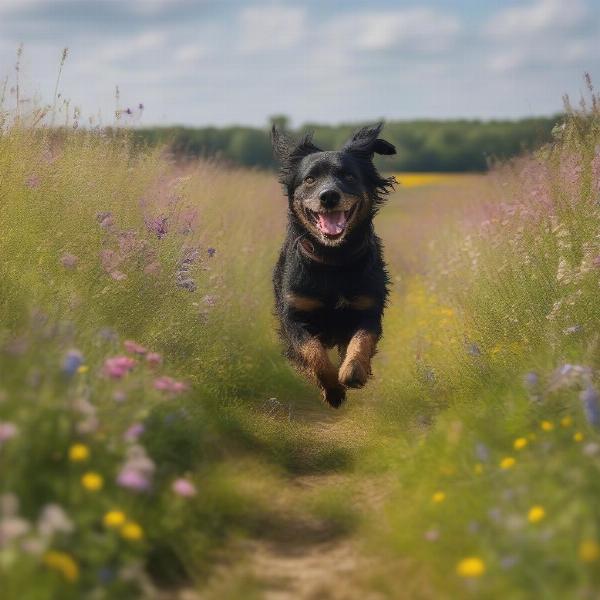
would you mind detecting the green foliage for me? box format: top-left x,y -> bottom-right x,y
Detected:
134,116 -> 561,172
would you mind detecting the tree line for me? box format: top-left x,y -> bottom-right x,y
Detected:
134,115 -> 561,172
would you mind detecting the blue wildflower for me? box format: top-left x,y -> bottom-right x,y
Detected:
62,350 -> 83,376
581,385 -> 600,428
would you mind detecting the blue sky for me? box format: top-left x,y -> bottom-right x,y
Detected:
0,0 -> 599,127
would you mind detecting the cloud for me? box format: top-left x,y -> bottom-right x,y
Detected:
238,5 -> 306,53
328,8 -> 461,54
485,0 -> 587,38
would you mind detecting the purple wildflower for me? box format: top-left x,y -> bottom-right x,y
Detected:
124,423 -> 145,442
59,253 -> 78,269
117,468 -> 151,491
0,422 -> 18,445
25,174 -> 40,189
116,445 -> 155,492
96,211 -> 114,229
146,215 -> 168,239
581,385 -> 600,428
207,247 -> 216,258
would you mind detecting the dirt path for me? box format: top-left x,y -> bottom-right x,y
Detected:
200,416 -> 389,600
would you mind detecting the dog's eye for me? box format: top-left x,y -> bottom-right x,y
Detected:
304,176 -> 315,185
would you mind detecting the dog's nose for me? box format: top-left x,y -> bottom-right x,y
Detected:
319,189 -> 341,209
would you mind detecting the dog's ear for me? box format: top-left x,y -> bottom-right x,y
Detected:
271,125 -> 291,163
343,122 -> 396,158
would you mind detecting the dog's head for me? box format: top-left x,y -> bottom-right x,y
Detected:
272,123 -> 396,247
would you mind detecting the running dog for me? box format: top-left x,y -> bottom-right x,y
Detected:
272,123 -> 396,407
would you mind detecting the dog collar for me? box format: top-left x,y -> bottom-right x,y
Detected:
297,237 -> 370,267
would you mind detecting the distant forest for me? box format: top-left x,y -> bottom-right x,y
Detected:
134,115 -> 561,172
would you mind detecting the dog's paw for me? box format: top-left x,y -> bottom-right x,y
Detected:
323,385 -> 346,408
339,359 -> 370,389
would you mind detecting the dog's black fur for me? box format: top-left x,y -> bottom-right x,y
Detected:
271,123 -> 396,407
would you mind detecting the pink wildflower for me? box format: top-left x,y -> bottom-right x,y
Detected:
153,376 -> 188,394
103,356 -> 136,379
0,422 -> 18,444
146,352 -> 162,367
124,423 -> 145,442
172,478 -> 196,498
124,340 -> 147,355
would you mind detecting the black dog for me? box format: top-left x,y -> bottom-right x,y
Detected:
271,123 -> 396,407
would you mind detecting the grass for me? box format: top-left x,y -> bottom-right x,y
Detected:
1,82 -> 600,598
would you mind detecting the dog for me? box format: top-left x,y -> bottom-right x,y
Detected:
271,122 -> 396,407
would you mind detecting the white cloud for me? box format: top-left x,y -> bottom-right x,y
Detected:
98,31 -> 167,63
485,0 -> 587,38
328,8 -> 461,54
238,5 -> 306,53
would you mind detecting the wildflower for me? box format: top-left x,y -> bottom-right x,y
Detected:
110,270 -> 127,281
578,540 -> 600,563
146,352 -> 162,367
59,253 -> 78,269
103,510 -> 126,528
540,420 -> 555,432
96,211 -> 113,229
172,478 -> 197,497
176,277 -> 197,292
120,521 -> 143,541
456,556 -> 486,578
62,349 -> 83,376
513,437 -> 528,450
466,343 -> 481,357
123,340 -> 147,355
207,247 -> 216,257
0,516 -> 30,543
474,463 -> 484,475
581,386 -> 600,428
81,472 -> 103,492
432,491 -> 446,504
43,551 -> 79,582
0,422 -> 19,445
153,376 -> 188,395
25,174 -> 40,189
474,442 -> 489,462
102,356 -> 136,379
38,505 -> 74,537
574,432 -> 584,442
500,457 -> 516,470
203,294 -> 217,307
68,443 -> 90,462
560,416 -> 573,427
117,445 -> 154,492
145,215 -> 168,239
424,528 -> 439,541
527,505 -> 546,523
77,365 -> 89,374
124,422 -> 145,442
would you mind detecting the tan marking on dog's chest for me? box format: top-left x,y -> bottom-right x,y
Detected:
285,293 -> 324,311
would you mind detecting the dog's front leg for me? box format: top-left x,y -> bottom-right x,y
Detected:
338,329 -> 379,389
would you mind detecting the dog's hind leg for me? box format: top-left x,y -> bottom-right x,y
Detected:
338,329 -> 379,389
287,337 -> 346,408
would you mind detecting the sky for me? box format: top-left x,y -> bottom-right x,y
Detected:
0,0 -> 599,127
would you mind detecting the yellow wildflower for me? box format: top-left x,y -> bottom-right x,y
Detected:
77,365 -> 89,374
121,521 -> 144,541
456,556 -> 486,578
528,505 -> 546,523
474,463 -> 484,475
500,456 -> 516,470
81,471 -> 103,491
513,437 -> 528,450
103,510 -> 126,528
43,551 -> 79,582
560,416 -> 573,428
574,432 -> 584,442
579,540 -> 600,563
541,420 -> 555,432
432,491 -> 446,503
68,443 -> 90,462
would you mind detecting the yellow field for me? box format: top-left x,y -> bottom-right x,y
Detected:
393,172 -> 474,187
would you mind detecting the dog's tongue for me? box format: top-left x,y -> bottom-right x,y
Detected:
317,211 -> 347,235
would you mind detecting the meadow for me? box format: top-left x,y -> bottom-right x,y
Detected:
1,85 -> 600,599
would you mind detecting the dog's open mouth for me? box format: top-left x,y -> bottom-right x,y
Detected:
306,205 -> 357,238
